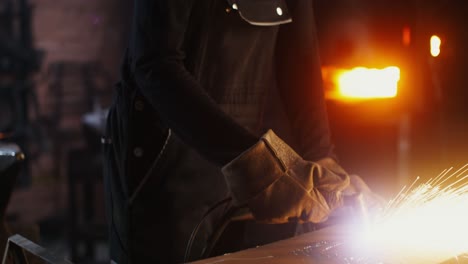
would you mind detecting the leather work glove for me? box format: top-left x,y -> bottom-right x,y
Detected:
222,130 -> 350,224
345,174 -> 386,212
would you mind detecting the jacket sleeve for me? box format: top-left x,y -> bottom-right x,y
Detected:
275,0 -> 336,161
129,0 -> 257,165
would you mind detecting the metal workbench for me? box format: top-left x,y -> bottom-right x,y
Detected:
192,224 -> 468,264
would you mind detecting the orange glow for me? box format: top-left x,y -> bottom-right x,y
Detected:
402,26 -> 411,46
329,66 -> 400,100
354,165 -> 468,263
430,35 -> 441,57
0,133 -> 8,140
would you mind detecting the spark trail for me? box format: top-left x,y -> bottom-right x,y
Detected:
353,164 -> 468,263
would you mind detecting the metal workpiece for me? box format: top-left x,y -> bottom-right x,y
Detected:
2,234 -> 72,264
191,224 -> 468,264
0,143 -> 25,261
191,225 -> 350,264
0,143 -> 24,216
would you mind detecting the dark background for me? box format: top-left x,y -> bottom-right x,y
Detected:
1,0 -> 467,263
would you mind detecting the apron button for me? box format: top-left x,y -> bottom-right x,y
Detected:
133,147 -> 144,157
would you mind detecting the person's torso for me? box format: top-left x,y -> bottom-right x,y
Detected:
184,0 -> 292,135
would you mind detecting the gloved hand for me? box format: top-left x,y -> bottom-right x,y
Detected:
222,130 -> 350,224
315,158 -> 385,225
346,174 -> 386,211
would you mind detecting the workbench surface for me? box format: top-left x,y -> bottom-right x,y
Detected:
191,225 -> 352,264
191,224 -> 468,264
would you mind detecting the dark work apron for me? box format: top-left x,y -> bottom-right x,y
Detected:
104,0 -> 296,263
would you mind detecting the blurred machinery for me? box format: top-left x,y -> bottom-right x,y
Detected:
2,234 -> 72,264
0,0 -> 43,186
1,1 -> 110,262
0,143 -> 25,261
40,60 -> 111,263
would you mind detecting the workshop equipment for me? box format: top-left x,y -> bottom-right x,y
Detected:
2,234 -> 72,264
0,143 -> 24,258
1,0 -> 44,186
0,144 -> 24,217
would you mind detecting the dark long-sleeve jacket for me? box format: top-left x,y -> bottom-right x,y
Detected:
105,1 -> 335,262
119,0 -> 333,167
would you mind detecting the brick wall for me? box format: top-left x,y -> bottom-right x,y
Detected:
28,0 -> 131,181
32,0 -> 131,114
32,0 -> 129,71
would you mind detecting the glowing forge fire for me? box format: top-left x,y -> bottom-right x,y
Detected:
352,165 -> 468,263
323,66 -> 400,101
431,35 -> 442,57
